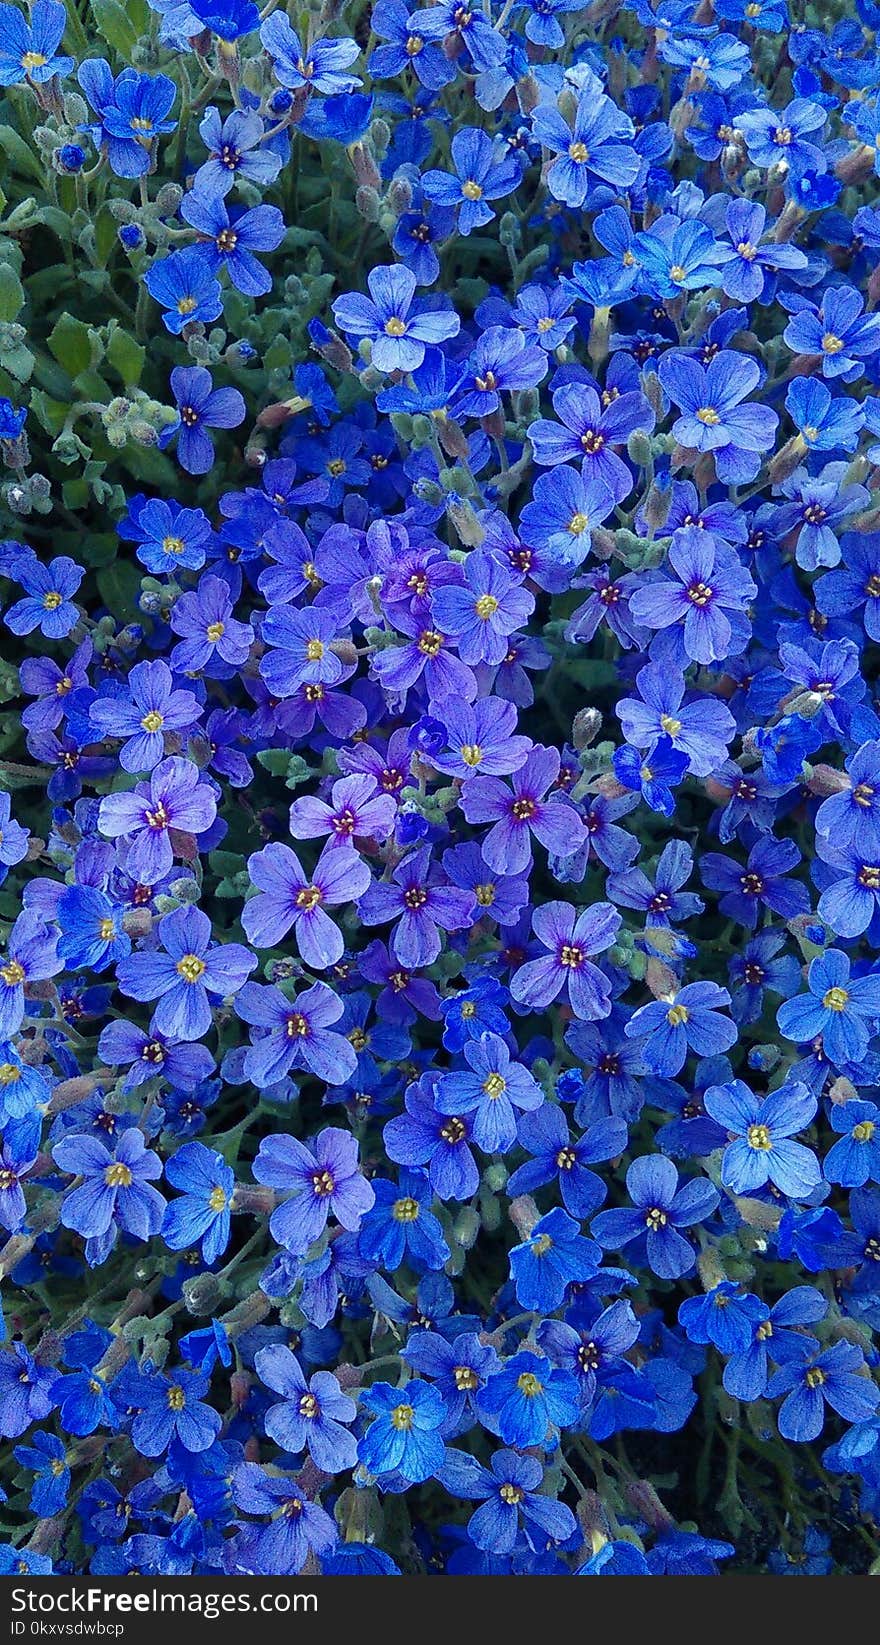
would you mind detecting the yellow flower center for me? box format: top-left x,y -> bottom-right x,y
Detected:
105,1162 -> 133,1188
176,954 -> 206,983
296,884 -> 323,911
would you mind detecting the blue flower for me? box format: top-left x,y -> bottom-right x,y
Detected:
5,554 -> 83,639
0,0 -> 72,86
143,249 -> 223,335
777,949 -> 880,1066
358,1379 -> 446,1482
129,1366 -> 221,1456
509,1206 -> 603,1310
332,264 -> 459,373
591,1154 -> 719,1279
422,127 -> 521,235
441,1447 -> 577,1553
162,1141 -> 234,1263
479,1350 -> 580,1447
255,1345 -> 357,1471
703,1078 -> 821,1197
767,1340 -> 880,1441
161,365 -> 246,475
78,60 -> 177,177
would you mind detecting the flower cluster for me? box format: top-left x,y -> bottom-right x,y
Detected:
0,0 -> 879,1582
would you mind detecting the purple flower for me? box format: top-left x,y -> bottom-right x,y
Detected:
384,1071 -> 480,1201
89,660 -> 202,772
115,906 -> 256,1040
430,551 -> 534,666
370,603 -> 478,705
52,1127 -> 164,1243
162,365 -> 246,475
700,835 -> 810,930
19,636 -> 92,733
461,745 -> 585,874
629,528 -> 756,664
289,773 -> 397,849
236,979 -> 357,1085
196,104 -> 282,197
242,841 -> 370,967
98,755 -> 218,881
529,379 -> 654,503
255,1346 -> 357,1472
509,900 -> 620,1020
97,1019 -> 215,1093
169,574 -> 254,675
358,845 -> 475,967
358,939 -> 442,1025
253,1126 -> 374,1254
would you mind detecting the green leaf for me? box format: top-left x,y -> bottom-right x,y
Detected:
94,204 -> 118,267
0,124 -> 43,183
97,559 -> 142,622
0,263 -> 24,324
90,0 -> 140,59
257,749 -> 295,776
47,314 -> 92,379
107,327 -> 145,386
29,390 -> 69,437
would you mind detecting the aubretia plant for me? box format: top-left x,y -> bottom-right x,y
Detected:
1,0 -> 880,1588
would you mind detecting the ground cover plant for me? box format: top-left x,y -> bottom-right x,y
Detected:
0,0 -> 880,1579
